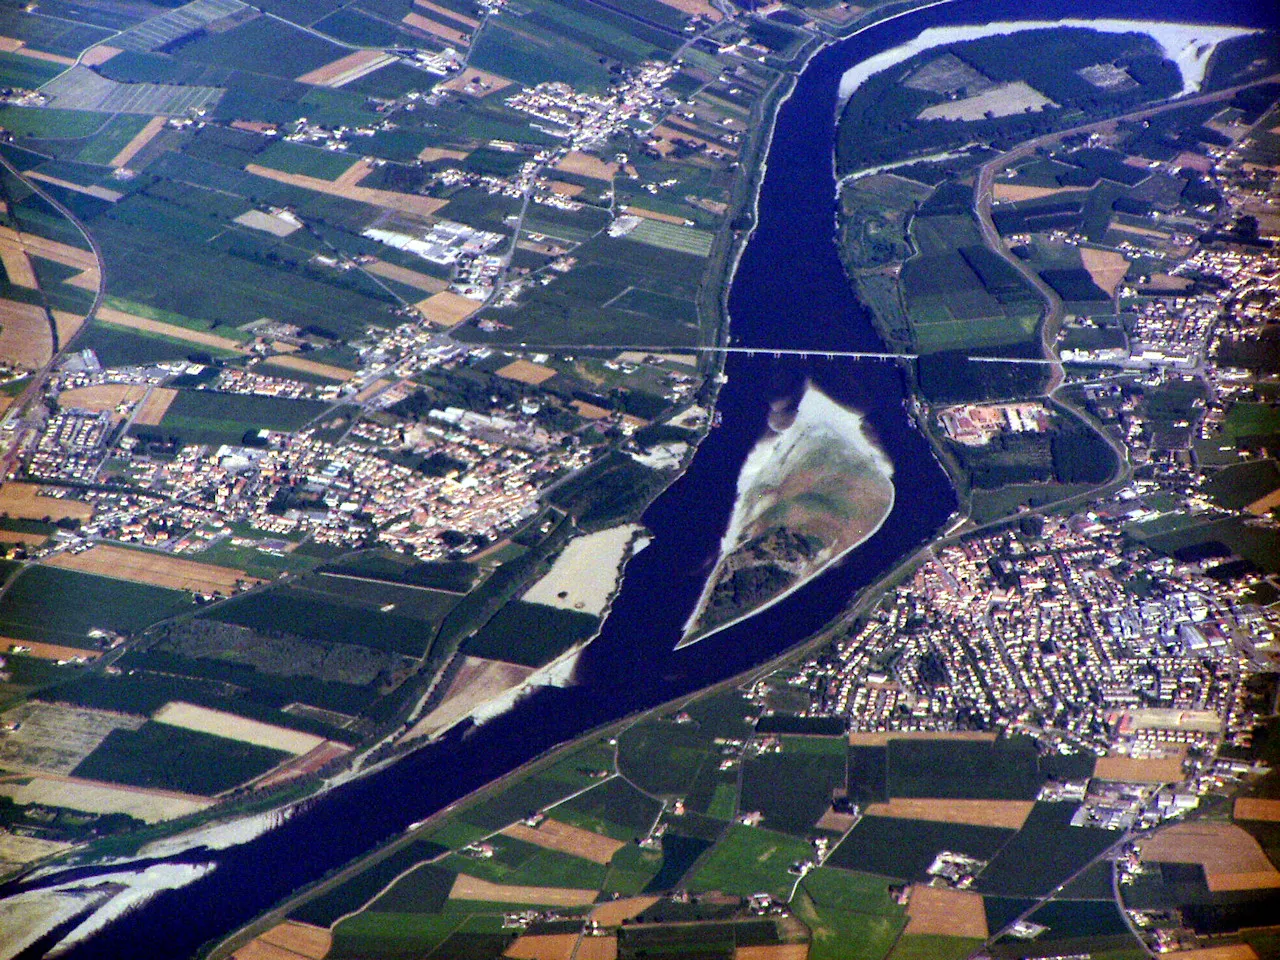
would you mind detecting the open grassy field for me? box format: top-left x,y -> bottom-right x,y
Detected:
152,389 -> 329,446
685,825 -> 811,900
45,544 -> 259,594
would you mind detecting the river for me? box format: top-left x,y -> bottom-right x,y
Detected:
11,0 -> 1274,955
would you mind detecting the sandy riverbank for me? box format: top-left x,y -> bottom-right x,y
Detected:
837,18 -> 1254,104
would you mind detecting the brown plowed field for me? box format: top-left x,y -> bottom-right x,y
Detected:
1163,947 -> 1258,960
502,818 -> 625,865
365,259 -> 448,294
503,933 -> 578,959
45,544 -> 259,593
620,205 -> 686,225
134,387 -> 177,426
96,306 -> 245,352
402,11 -> 470,45
418,146 -> 470,162
1141,821 -> 1280,892
735,947 -> 808,960
0,298 -> 51,369
449,873 -> 597,906
1080,247 -> 1129,298
4,639 -> 100,661
245,163 -> 448,218
576,938 -> 618,960
0,225 -> 94,271
0,240 -> 36,288
53,310 -> 87,345
110,116 -> 166,168
416,290 -> 480,327
864,798 -> 1033,829
904,885 -> 987,938
80,44 -> 121,67
440,67 -> 512,96
848,731 -> 995,746
555,151 -> 617,180
1094,752 -> 1185,783
0,483 -> 93,520
590,896 -> 659,927
57,383 -> 148,417
416,0 -> 478,26
653,0 -> 721,18
496,359 -> 557,385
257,921 -> 331,959
1235,798 -> 1280,822
296,49 -> 390,86
263,354 -> 354,382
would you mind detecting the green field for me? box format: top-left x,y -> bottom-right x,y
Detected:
72,721 -> 289,794
974,803 -> 1115,897
0,50 -> 64,90
826,816 -> 1013,880
1203,459 -> 1280,510
0,565 -> 194,648
0,106 -> 106,139
445,834 -> 608,889
74,322 -> 226,368
740,737 -> 847,835
256,141 -> 359,181
73,114 -> 152,166
794,865 -> 908,960
152,390 -> 330,446
886,738 -> 1044,800
461,600 -> 598,667
551,775 -> 663,842
201,586 -> 439,657
629,218 -> 714,257
685,825 -> 812,900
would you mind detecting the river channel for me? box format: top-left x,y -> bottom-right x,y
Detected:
14,0 -> 1274,954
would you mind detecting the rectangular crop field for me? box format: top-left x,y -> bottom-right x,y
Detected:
200,587 -> 437,656
153,701 -> 326,754
153,389 -> 330,445
0,565 -> 193,648
45,544 -> 259,593
0,482 -> 92,521
686,825 -> 812,900
461,600 -> 598,668
71,720 -> 290,795
550,775 -> 662,842
826,816 -> 1013,881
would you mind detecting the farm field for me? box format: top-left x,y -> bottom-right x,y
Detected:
0,483 -> 92,521
0,565 -> 193,648
153,701 -> 327,755
148,389 -> 330,446
45,544 -> 259,594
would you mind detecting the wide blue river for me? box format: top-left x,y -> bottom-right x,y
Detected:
12,0 -> 1274,955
